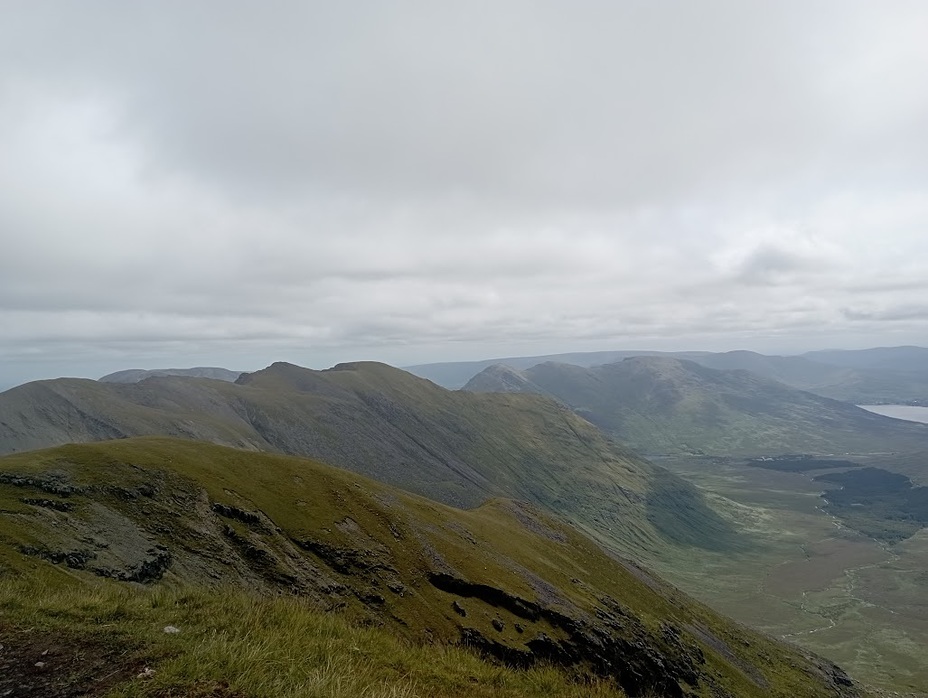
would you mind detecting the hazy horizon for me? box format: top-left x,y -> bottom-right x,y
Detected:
4,340 -> 927,393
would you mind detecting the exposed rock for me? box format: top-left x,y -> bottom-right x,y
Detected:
19,545 -> 96,570
212,502 -> 262,526
429,573 -> 541,621
433,572 -> 703,698
94,547 -> 172,583
0,472 -> 82,497
20,498 -> 74,512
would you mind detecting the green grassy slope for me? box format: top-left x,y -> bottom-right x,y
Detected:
0,437 -> 862,698
0,361 -> 741,562
464,357 -> 928,455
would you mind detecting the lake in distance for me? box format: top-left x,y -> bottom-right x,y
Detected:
858,404 -> 928,424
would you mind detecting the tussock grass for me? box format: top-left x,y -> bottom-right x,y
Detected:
0,581 -> 629,698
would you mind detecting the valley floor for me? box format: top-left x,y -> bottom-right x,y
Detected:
651,456 -> 928,696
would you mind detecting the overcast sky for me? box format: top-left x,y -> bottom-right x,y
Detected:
2,1 -> 928,388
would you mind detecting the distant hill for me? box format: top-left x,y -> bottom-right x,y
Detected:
99,366 -> 243,383
0,361 -> 741,562
696,350 -> 928,404
411,346 -> 928,404
802,345 -> 928,371
405,350 -> 709,389
689,350 -> 851,388
460,363 -> 547,394
0,437 -> 858,698
463,357 -> 928,456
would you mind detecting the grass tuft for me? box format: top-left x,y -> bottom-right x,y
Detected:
0,580 -> 628,698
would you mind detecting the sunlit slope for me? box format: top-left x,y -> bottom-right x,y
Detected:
465,357 -> 928,455
0,437 -> 861,698
0,361 -> 741,560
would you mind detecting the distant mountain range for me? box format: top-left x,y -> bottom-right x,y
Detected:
409,346 -> 928,404
406,350 -> 710,390
463,356 -> 928,456
0,361 -> 739,562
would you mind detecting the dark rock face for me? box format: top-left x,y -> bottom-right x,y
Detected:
429,573 -> 542,620
0,472 -> 82,497
19,544 -> 171,582
212,502 -> 262,526
430,572 -> 704,698
19,545 -> 96,570
95,546 -> 172,583
20,497 -> 75,512
294,539 -> 399,578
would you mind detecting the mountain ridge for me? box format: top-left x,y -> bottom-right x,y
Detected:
0,361 -> 740,564
463,356 -> 928,455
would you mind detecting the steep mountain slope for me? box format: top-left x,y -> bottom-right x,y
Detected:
99,366 -> 243,383
0,437 -> 861,698
464,357 -> 928,455
0,362 -> 739,561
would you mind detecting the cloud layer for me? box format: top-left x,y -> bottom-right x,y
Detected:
2,1 -> 928,386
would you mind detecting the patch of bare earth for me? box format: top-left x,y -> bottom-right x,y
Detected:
0,625 -> 145,697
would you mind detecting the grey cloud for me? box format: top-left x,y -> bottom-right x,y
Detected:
732,244 -> 828,286
5,1 -> 925,207
842,305 -> 928,323
1,1 -> 928,387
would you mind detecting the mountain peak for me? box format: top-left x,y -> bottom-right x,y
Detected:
463,364 -> 541,394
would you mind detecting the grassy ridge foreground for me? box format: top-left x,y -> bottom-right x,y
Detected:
0,584 -> 626,698
0,438 -> 861,697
